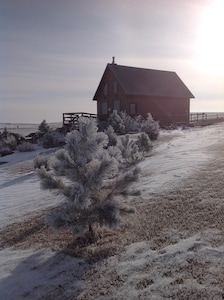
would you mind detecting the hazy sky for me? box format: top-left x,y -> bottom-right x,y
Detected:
0,0 -> 223,123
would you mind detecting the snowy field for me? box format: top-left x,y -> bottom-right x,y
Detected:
0,123 -> 224,299
0,122 -> 62,137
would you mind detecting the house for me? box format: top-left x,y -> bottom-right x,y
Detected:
93,58 -> 194,126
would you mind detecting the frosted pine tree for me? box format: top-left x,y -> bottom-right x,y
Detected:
141,113 -> 159,140
36,117 -> 140,237
137,132 -> 153,156
38,119 -> 50,134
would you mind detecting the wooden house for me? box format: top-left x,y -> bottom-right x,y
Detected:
93,59 -> 194,126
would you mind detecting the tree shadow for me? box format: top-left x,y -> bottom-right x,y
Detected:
0,247 -> 89,300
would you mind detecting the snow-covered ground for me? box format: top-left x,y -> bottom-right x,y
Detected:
1,123 -> 224,299
0,147 -> 61,229
0,122 -> 61,137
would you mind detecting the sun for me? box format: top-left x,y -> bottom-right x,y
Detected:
196,0 -> 224,75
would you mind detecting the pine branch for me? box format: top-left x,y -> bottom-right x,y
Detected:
37,166 -> 64,190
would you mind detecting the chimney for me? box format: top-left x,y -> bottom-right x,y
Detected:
112,56 -> 115,64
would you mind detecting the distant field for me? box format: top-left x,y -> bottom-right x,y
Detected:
0,122 -> 62,136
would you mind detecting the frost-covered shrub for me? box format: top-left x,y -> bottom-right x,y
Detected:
118,134 -> 143,165
34,154 -> 50,170
38,119 -> 50,134
107,111 -> 159,140
137,132 -> 153,155
140,113 -> 159,140
104,125 -> 117,147
0,129 -> 19,156
0,134 -> 17,152
41,130 -> 65,148
119,111 -> 140,133
4,135 -> 17,150
108,110 -> 125,134
0,145 -> 13,156
37,117 -> 140,237
108,110 -> 140,134
17,142 -> 35,152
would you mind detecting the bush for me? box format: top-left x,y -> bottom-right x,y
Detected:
17,142 -> 35,152
104,125 -> 117,147
140,113 -> 159,140
108,110 -> 125,134
118,134 -> 143,165
34,154 -> 50,170
0,134 -> 17,155
3,134 -> 17,150
137,132 -> 153,155
119,111 -> 139,133
0,145 -> 13,157
37,117 -> 140,238
38,120 -> 50,134
106,111 -> 159,140
41,130 -> 65,148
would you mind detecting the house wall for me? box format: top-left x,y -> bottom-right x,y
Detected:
96,68 -> 127,119
126,95 -> 190,125
96,68 -> 190,125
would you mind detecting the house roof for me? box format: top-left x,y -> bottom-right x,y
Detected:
93,63 -> 194,100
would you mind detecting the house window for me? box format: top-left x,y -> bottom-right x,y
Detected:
113,81 -> 117,94
114,100 -> 120,112
130,103 -> 136,115
102,102 -> 108,115
104,84 -> 108,96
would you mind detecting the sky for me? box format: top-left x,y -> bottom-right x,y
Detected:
0,0 -> 223,123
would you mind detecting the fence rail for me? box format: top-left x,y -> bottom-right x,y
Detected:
63,112 -> 224,129
63,112 -> 97,128
189,113 -> 224,125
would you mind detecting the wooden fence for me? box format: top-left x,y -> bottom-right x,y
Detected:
63,112 -> 97,129
63,111 -> 224,129
189,113 -> 224,126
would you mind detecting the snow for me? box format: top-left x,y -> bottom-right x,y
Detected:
0,122 -> 61,137
0,147 -> 61,229
1,123 -> 224,299
0,248 -> 88,300
137,125 -> 223,195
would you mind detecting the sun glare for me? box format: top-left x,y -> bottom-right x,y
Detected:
196,0 -> 224,75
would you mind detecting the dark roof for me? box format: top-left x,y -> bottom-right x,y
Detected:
93,63 -> 194,99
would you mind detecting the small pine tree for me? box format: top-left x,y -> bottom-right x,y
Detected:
41,130 -> 65,148
108,110 -> 125,134
38,120 -> 50,134
137,132 -> 153,156
118,134 -> 143,165
119,111 -> 139,133
36,117 -> 140,237
104,125 -> 117,147
141,113 -> 159,140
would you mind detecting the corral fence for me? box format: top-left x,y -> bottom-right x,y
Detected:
63,112 -> 97,130
189,112 -> 224,126
62,111 -> 224,130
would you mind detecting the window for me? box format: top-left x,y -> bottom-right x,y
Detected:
104,84 -> 108,96
114,100 -> 120,112
102,102 -> 108,115
130,103 -> 136,115
113,81 -> 117,94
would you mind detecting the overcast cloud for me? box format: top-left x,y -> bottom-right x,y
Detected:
0,0 -> 223,123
